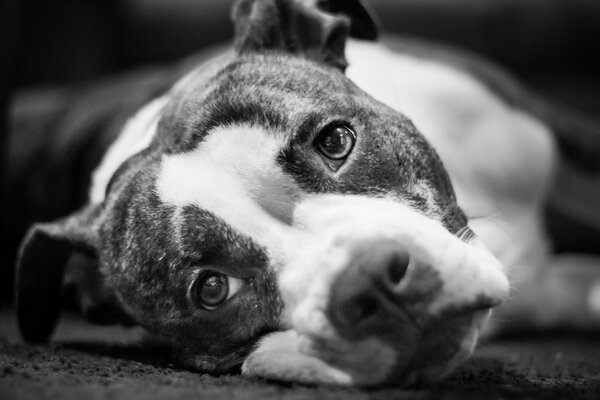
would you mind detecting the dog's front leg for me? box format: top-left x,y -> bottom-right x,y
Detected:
242,330 -> 357,386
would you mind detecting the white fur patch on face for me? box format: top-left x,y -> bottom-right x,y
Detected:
156,124 -> 303,259
90,96 -> 169,204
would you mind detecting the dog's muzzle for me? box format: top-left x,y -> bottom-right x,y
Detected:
328,236 -> 500,341
248,195 -> 510,386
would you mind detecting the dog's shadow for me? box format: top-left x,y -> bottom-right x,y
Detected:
47,313 -> 175,368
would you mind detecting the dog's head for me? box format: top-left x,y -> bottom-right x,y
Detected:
16,0 -> 508,386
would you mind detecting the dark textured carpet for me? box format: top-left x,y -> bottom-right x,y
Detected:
1,309 -> 599,400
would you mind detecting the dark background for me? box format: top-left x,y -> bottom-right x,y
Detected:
2,0 -> 600,305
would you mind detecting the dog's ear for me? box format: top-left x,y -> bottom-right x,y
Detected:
319,0 -> 378,40
15,205 -> 116,343
232,0 -> 378,70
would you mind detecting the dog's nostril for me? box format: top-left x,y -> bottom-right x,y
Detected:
387,251 -> 410,286
329,240 -> 412,337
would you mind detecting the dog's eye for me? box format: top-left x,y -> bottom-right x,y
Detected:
190,271 -> 244,310
316,124 -> 356,161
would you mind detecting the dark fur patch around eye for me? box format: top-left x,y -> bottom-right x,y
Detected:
102,165 -> 284,373
178,206 -> 271,277
277,145 -> 340,193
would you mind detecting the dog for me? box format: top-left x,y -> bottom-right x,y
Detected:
13,0 -> 600,387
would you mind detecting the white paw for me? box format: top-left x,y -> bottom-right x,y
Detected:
242,331 -> 354,386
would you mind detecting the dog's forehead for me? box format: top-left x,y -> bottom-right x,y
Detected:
154,54 -> 386,152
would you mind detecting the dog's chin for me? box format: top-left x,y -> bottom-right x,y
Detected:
388,310 -> 490,386
241,310 -> 489,387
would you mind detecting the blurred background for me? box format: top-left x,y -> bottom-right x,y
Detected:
1,0 -> 600,305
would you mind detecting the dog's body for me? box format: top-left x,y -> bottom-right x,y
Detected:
12,0 -> 600,387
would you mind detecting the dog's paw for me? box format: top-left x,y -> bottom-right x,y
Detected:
242,330 -> 354,386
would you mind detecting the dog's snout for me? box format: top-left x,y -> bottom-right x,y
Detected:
328,239 -> 411,339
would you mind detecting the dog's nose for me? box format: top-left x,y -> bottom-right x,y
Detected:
327,239 -> 412,339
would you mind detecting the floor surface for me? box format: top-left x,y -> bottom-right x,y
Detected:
1,309 -> 599,400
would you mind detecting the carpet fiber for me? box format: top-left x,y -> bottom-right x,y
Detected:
1,310 -> 599,400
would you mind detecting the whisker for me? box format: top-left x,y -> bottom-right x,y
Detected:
466,213 -> 521,250
467,212 -> 503,222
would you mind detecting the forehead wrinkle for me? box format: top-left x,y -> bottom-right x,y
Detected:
212,56 -> 355,115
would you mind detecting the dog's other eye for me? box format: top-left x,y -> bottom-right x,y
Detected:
316,124 -> 356,161
190,271 -> 244,310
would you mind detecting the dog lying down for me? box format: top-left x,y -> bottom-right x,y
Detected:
15,0 -> 600,387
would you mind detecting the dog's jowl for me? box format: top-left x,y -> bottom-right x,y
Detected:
15,0 -> 600,388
